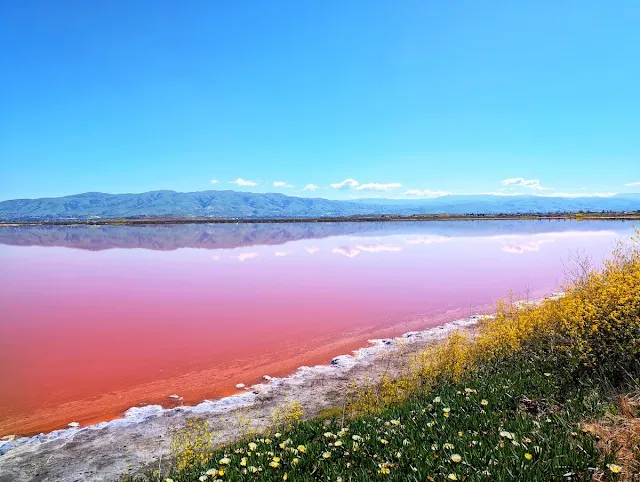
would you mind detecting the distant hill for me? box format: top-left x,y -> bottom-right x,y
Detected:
0,190 -> 639,221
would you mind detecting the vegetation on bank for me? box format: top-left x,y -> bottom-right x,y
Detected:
4,210 -> 640,226
123,231 -> 640,482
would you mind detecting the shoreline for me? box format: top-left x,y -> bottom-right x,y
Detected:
1,212 -> 640,227
0,306 -> 487,438
0,311 -> 487,482
0,292 -> 562,482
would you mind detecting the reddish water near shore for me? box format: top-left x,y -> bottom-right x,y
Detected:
0,220 -> 635,436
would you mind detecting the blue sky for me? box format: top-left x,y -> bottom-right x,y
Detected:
1,1 -> 639,201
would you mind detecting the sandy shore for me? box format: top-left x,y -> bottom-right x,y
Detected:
0,313 -> 483,482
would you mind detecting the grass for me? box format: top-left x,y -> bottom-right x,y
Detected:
124,351 -> 637,482
123,232 -> 640,481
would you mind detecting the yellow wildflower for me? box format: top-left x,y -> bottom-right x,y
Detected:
297,444 -> 306,453
450,454 -> 462,463
219,457 -> 231,465
607,464 -> 622,473
248,442 -> 257,451
524,453 -> 533,460
448,474 -> 458,481
481,399 -> 489,406
322,451 -> 331,459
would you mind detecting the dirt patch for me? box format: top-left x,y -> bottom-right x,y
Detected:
583,392 -> 640,481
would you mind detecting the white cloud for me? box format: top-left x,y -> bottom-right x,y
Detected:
303,184 -> 319,191
233,252 -> 260,261
404,189 -> 450,198
355,244 -> 402,253
356,182 -> 402,191
212,255 -> 220,261
210,179 -> 220,184
494,231 -> 617,254
501,240 -> 552,254
330,178 -> 360,190
624,181 -> 640,187
330,179 -> 403,191
305,246 -> 320,255
331,246 -> 361,258
404,235 -> 451,245
501,177 -> 553,191
230,178 -> 258,187
273,181 -> 293,188
274,251 -> 291,257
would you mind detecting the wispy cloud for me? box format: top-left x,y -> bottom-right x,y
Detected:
356,182 -> 402,191
501,177 -> 553,191
230,178 -> 258,187
303,184 -> 319,191
274,251 -> 291,257
355,244 -> 402,253
330,179 -> 402,192
305,246 -> 320,254
210,179 -> 220,184
404,235 -> 451,245
494,231 -> 617,254
624,181 -> 640,187
331,246 -> 361,258
404,189 -> 450,198
233,252 -> 260,261
330,178 -> 360,190
273,181 -> 293,188
501,240 -> 552,254
212,255 -> 221,261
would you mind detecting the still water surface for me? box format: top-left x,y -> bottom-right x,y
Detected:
0,220 -> 636,436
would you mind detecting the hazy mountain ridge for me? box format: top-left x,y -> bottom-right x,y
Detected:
0,190 -> 639,221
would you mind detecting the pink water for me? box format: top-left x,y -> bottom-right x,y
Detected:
0,220 -> 634,436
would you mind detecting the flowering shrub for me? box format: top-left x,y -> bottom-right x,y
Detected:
125,228 -> 640,481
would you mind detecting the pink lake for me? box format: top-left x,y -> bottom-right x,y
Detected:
0,220 -> 635,436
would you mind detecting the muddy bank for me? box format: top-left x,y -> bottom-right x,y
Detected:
0,314 -> 482,482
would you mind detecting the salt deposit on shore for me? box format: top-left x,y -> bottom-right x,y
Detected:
1,294 -> 562,482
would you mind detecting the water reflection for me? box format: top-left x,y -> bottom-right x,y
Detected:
0,220 -> 636,437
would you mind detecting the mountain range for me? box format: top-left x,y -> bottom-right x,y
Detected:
0,190 -> 639,221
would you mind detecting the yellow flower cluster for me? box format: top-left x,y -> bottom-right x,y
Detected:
347,229 -> 640,419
